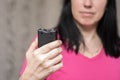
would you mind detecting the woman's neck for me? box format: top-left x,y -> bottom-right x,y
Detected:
76,23 -> 103,58
76,22 -> 98,41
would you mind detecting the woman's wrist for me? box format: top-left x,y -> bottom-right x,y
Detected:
19,67 -> 34,80
19,67 -> 45,80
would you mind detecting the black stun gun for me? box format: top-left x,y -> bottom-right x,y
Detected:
38,28 -> 57,48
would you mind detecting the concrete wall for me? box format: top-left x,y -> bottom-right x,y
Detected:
0,0 -> 119,80
117,0 -> 120,35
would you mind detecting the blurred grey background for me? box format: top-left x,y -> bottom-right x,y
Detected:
0,0 -> 119,80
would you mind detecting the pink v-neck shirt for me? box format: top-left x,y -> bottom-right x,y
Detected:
20,45 -> 120,80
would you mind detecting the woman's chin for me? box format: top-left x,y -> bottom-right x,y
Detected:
80,22 -> 96,28
75,19 -> 97,29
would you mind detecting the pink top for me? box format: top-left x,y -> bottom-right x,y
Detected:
20,45 -> 120,80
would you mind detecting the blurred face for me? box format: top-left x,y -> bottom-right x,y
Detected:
71,0 -> 107,28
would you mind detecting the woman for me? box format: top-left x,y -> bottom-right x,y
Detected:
19,0 -> 120,80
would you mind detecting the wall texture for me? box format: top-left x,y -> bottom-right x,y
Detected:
0,0 -> 119,80
117,0 -> 120,35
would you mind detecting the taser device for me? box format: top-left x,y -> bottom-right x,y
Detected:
38,28 -> 57,47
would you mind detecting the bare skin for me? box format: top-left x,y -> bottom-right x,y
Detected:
19,38 -> 63,80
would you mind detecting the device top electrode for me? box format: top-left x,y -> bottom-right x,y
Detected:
38,28 -> 57,33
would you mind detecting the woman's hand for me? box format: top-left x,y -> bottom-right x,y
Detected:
19,37 -> 63,80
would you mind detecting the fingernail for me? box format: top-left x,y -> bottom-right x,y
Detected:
59,47 -> 62,52
58,40 -> 62,45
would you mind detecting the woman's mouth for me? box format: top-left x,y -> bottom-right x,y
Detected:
80,11 -> 94,17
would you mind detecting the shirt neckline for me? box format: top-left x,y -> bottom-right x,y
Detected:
77,47 -> 105,61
